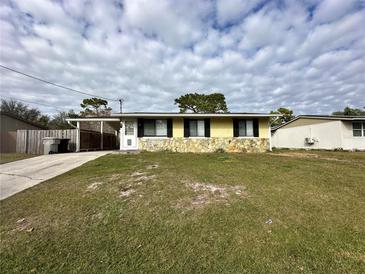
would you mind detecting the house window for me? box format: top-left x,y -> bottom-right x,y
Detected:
143,119 -> 167,136
353,122 -> 365,137
238,120 -> 254,137
125,121 -> 134,135
189,120 -> 205,137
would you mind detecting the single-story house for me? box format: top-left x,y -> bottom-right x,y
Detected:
66,112 -> 279,153
0,112 -> 47,153
271,115 -> 365,150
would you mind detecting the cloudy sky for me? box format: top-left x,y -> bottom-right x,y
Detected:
0,0 -> 364,115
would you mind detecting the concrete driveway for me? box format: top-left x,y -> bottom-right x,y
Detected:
0,151 -> 110,200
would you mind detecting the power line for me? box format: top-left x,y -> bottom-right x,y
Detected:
0,95 -> 65,112
0,64 -> 118,102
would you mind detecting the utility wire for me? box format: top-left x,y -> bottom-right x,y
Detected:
0,64 -> 118,101
0,95 -> 65,112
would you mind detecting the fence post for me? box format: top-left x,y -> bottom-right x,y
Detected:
25,130 -> 29,154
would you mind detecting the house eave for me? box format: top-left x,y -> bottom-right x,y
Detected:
112,112 -> 281,118
271,115 -> 365,132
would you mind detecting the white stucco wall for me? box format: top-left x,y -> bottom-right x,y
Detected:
340,121 -> 365,150
272,118 -> 365,150
272,119 -> 342,149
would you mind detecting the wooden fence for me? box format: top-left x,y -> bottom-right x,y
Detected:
16,129 -> 117,154
80,131 -> 117,151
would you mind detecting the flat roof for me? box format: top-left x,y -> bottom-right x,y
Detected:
66,112 -> 281,122
66,118 -> 120,122
113,112 -> 280,118
272,115 -> 365,131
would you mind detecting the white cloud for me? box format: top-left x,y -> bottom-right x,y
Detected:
216,0 -> 264,26
0,0 -> 364,115
313,0 -> 361,23
122,0 -> 211,47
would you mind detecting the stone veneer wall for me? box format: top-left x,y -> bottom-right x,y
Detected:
138,138 -> 269,153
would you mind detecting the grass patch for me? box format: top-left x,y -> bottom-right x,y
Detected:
0,153 -> 37,164
1,151 -> 364,273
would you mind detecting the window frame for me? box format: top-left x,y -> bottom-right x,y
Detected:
237,119 -> 254,137
353,122 -> 365,137
189,119 -> 205,137
143,119 -> 168,137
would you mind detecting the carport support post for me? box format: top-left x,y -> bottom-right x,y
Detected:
268,120 -> 272,151
100,121 -> 104,150
76,121 -> 80,152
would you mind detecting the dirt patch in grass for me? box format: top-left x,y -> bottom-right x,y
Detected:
131,171 -> 147,177
91,212 -> 104,221
175,181 -> 246,209
118,169 -> 158,198
134,174 -> 156,183
188,182 -> 245,196
129,170 -> 157,184
108,173 -> 124,181
146,163 -> 159,169
87,182 -> 103,191
14,218 -> 34,232
340,251 -> 365,264
119,188 -> 136,198
272,152 -> 351,162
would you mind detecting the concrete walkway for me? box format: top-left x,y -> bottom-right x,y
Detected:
0,151 -> 110,200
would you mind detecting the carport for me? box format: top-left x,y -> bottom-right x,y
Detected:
66,118 -> 121,152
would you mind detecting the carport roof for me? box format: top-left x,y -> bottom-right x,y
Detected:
66,117 -> 120,122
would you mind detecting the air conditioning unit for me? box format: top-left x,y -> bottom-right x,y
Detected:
305,137 -> 315,145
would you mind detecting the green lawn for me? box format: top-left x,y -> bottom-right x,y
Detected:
0,153 -> 36,164
1,151 -> 364,273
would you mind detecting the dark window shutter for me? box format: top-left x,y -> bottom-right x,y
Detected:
204,118 -> 210,137
233,119 -> 239,137
184,119 -> 190,137
253,118 -> 259,137
137,118 -> 144,137
167,119 -> 173,137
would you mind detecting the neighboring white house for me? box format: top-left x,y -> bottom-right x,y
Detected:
271,115 -> 365,150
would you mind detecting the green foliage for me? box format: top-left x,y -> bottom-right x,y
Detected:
332,106 -> 365,116
48,110 -> 79,129
80,97 -> 111,116
270,107 -> 294,126
0,99 -> 49,128
174,92 -> 228,113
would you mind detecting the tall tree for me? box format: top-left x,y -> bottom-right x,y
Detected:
332,106 -> 365,116
174,93 -> 228,113
270,107 -> 294,126
80,97 -> 111,116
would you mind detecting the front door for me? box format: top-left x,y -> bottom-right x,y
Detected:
120,120 -> 138,150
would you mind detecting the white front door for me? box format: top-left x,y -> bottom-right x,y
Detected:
120,119 -> 138,150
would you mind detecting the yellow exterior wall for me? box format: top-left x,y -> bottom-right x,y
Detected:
259,118 -> 269,138
211,118 -> 233,137
173,118 -> 184,137
172,117 -> 270,138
